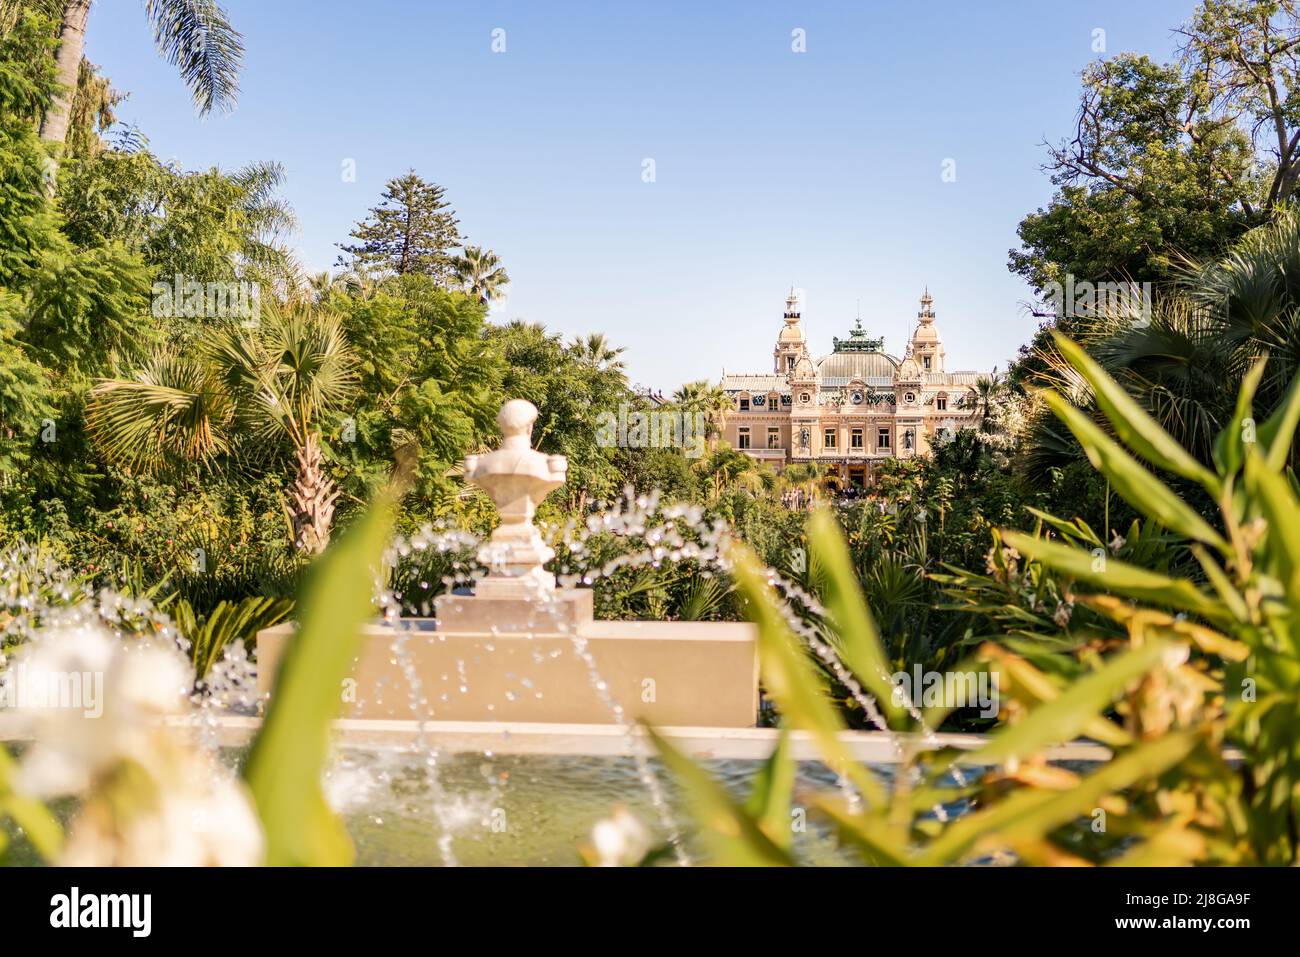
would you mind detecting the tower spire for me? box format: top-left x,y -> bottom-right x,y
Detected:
918,287 -> 935,322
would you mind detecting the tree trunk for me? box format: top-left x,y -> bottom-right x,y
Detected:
289,433 -> 339,554
39,0 -> 92,147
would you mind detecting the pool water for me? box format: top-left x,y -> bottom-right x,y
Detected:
327,748 -> 876,866
3,745 -> 948,866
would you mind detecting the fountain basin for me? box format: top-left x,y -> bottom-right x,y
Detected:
255,602 -> 760,727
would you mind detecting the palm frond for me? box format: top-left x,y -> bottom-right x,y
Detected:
145,0 -> 243,115
86,350 -> 232,473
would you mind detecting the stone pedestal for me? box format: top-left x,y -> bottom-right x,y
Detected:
433,588 -> 594,634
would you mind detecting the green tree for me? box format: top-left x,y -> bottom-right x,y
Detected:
85,304 -> 357,553
492,320 -> 633,511
58,152 -> 298,295
448,244 -> 510,305
1025,211 -> 1300,473
671,379 -> 730,447
330,277 -> 502,510
336,171 -> 462,281
1010,53 -> 1255,298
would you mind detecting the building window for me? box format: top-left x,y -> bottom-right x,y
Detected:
923,355 -> 931,370
936,394 -> 947,411
739,396 -> 750,412
877,428 -> 891,449
851,428 -> 863,449
823,428 -> 837,450
786,356 -> 795,371
767,428 -> 780,449
738,428 -> 751,449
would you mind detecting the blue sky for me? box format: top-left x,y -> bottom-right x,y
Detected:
87,0 -> 1194,389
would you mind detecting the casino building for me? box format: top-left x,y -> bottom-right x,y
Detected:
720,289 -> 984,488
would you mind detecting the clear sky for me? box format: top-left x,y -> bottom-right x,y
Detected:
86,0 -> 1194,390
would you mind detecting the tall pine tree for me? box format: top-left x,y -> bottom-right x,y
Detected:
336,171 -> 461,281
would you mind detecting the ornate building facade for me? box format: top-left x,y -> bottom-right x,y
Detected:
721,290 -> 983,487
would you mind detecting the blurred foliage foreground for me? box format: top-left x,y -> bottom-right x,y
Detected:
2,338 -> 1299,866
650,334 -> 1300,867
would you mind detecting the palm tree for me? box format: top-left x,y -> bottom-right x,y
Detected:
672,379 -> 730,447
693,446 -> 764,503
779,461 -> 829,507
39,0 -> 243,148
86,303 -> 356,553
1025,211 -> 1300,475
972,368 -> 1003,432
448,245 -> 510,305
572,333 -> 625,373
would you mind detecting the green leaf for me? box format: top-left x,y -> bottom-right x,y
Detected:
743,726 -> 796,850
1003,530 -> 1228,624
1051,333 -> 1220,493
730,543 -> 888,809
0,746 -> 63,863
1041,390 -> 1227,551
811,795 -> 910,865
808,509 -> 903,723
243,495 -> 394,866
645,726 -> 794,866
1258,369 -> 1300,473
1213,357 -> 1266,478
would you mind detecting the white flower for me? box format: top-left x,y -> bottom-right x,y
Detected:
590,806 -> 652,866
9,620 -> 265,866
60,755 -> 264,867
12,625 -> 193,797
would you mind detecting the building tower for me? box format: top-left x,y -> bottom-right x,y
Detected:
909,288 -> 945,374
773,287 -> 806,374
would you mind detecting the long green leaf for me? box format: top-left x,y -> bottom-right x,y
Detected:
971,640 -> 1170,766
743,726 -> 796,850
0,747 -> 62,862
1052,333 -> 1220,493
917,731 -> 1198,865
1259,369 -> 1300,473
646,726 -> 794,866
730,543 -> 888,809
1042,391 -> 1227,550
1003,530 -> 1228,624
243,495 -> 394,866
808,509 -> 903,723
1213,357 -> 1266,478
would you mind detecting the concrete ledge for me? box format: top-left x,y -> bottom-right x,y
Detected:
0,712 -> 1116,764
